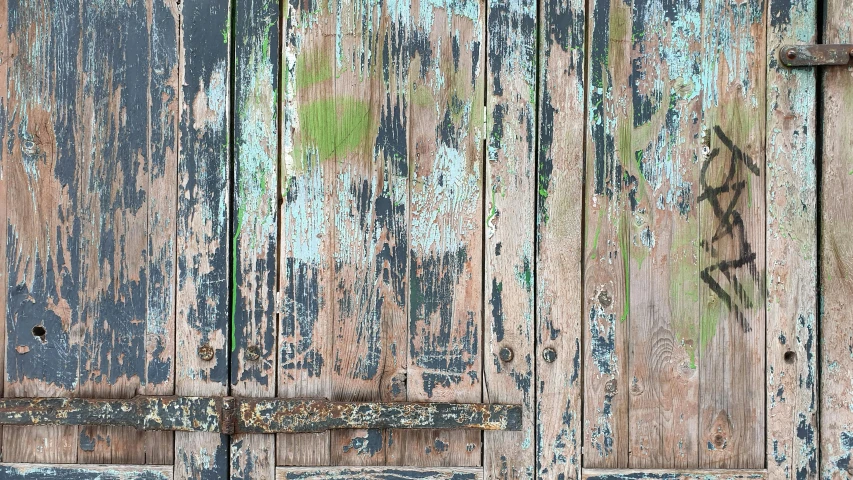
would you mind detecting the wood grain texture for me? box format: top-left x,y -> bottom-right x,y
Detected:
535,0 -> 585,475
232,0 -> 280,476
397,0 -> 485,468
765,0 -> 819,475
484,0 -> 537,476
175,0 -> 232,477
583,0 -> 703,467
2,0 -> 179,464
278,0 -> 335,466
583,0 -> 631,464
277,467 -> 483,479
819,0 -> 853,476
581,469 -> 766,479
697,0 -> 766,467
0,464 -> 173,480
329,0 -> 409,466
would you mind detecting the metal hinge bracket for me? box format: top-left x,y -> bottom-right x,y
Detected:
780,44 -> 853,67
0,396 -> 522,434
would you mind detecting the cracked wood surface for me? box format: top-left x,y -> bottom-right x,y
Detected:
174,0 -> 232,478
820,0 -> 853,476
1,0 -> 179,465
0,0 -> 826,475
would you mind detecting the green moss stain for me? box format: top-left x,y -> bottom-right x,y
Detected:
296,49 -> 332,89
619,216 -> 630,323
299,97 -> 372,161
231,205 -> 245,352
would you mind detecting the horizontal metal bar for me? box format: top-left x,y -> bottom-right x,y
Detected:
0,396 -> 522,434
238,398 -> 521,433
780,44 -> 853,67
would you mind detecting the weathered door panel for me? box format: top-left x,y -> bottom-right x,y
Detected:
0,0 -> 827,476
581,0 -> 788,469
1,0 -> 180,465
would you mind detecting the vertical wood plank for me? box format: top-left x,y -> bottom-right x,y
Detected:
73,0 -> 178,464
232,0 -> 280,476
820,0 -> 853,476
485,0 -> 536,476
765,0 -> 819,476
583,0 -> 631,465
277,0 -> 335,466
697,0 -> 766,466
583,0 -> 704,468
2,0 -> 178,464
138,0 -> 181,465
175,0 -> 232,477
329,0 -> 409,466
0,0 -> 9,458
536,0 -> 585,475
2,0 -> 82,462
624,0 -> 703,468
397,0 -> 485,467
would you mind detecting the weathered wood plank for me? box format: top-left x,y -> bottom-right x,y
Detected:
277,0 -> 335,466
583,0 -> 632,462
138,0 -> 181,465
397,0 -> 485,468
535,0 -> 585,475
0,0 -> 8,456
174,0 -> 232,477
0,464 -> 173,480
329,0 -> 409,466
484,0 -> 537,476
765,0 -> 819,476
277,467 -> 483,480
232,0 -> 280,475
820,0 -> 853,476
2,0 -> 85,462
583,0 -> 703,467
697,0 -> 766,467
2,0 -> 180,464
581,469 -> 766,479
623,0 -> 703,468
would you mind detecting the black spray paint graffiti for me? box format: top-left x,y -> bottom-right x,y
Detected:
698,126 -> 761,333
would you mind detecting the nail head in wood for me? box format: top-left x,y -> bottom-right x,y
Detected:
499,346 -> 514,362
245,345 -> 261,361
197,344 -> 215,362
542,347 -> 557,363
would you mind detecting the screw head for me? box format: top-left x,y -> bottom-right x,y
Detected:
542,347 -> 557,363
245,345 -> 262,361
786,49 -> 797,60
197,344 -> 215,362
499,346 -> 514,362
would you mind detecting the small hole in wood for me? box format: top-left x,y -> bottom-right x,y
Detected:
32,325 -> 46,341
784,350 -> 796,364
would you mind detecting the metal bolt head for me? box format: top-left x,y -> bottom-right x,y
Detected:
786,49 -> 797,60
542,347 -> 557,363
197,344 -> 215,362
499,346 -> 514,362
245,345 -> 262,361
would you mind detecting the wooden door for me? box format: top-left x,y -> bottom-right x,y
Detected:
0,0 -> 849,478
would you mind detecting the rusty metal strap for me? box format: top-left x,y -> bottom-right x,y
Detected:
0,396 -> 522,434
780,44 -> 853,67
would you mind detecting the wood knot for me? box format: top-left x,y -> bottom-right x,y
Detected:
598,290 -> 612,308
605,378 -> 617,394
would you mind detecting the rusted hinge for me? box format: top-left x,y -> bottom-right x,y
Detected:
780,44 -> 853,67
0,396 -> 522,434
